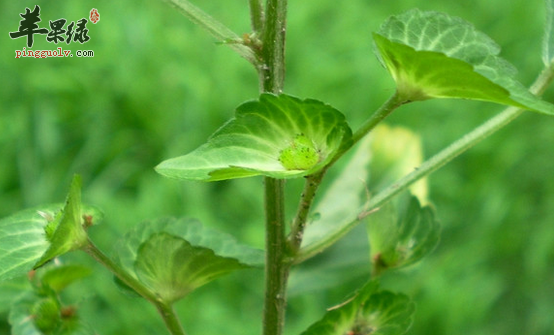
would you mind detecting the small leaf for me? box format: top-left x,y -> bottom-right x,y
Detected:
114,218 -> 264,302
374,9 -> 554,115
544,0 -> 554,65
135,232 -> 247,303
300,281 -> 415,335
367,195 -> 440,276
156,94 -> 352,181
35,175 -> 89,269
40,264 -> 93,293
0,187 -> 101,281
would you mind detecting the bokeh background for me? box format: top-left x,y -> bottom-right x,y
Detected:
1,0 -> 553,334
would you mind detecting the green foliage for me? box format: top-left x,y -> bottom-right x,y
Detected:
135,232 -> 247,303
0,174 -> 100,282
1,1 -> 553,335
374,9 -> 554,115
301,281 -> 415,335
0,206 -> 53,282
35,175 -> 88,269
114,217 -> 264,303
155,93 -> 351,181
367,195 -> 440,275
40,265 -> 93,293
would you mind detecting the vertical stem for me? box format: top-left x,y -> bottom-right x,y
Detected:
263,177 -> 288,335
156,302 -> 187,335
259,1 -> 288,335
260,0 -> 288,93
249,0 -> 265,33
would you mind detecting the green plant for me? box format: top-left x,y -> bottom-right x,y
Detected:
2,1 -> 554,335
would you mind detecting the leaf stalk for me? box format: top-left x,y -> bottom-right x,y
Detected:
82,240 -> 187,335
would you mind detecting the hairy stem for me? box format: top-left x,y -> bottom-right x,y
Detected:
260,0 -> 288,335
249,0 -> 265,33
82,240 -> 187,335
287,173 -> 324,255
263,177 -> 288,335
260,0 -> 287,93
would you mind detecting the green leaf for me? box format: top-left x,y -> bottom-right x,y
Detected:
114,218 -> 264,302
35,175 -> 89,269
0,183 -> 101,282
156,93 -> 352,181
40,265 -> 93,293
135,232 -> 247,303
545,0 -> 554,65
367,195 -> 440,276
300,281 -> 415,335
0,207 -> 53,283
374,9 -> 554,115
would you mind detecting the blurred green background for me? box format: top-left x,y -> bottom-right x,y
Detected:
1,0 -> 553,334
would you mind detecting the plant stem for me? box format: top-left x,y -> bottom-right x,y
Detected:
82,240 -> 158,303
260,0 -> 288,334
249,0 -> 265,33
156,303 -> 187,335
263,177 -> 288,335
287,173 -> 324,255
162,0 -> 258,65
260,0 -> 288,93
82,240 -> 187,335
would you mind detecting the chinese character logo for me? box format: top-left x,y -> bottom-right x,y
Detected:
9,6 -> 92,47
90,9 -> 100,24
9,5 -> 48,47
